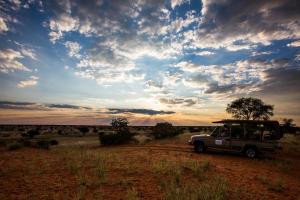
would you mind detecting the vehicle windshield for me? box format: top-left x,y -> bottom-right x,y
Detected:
210,127 -> 219,136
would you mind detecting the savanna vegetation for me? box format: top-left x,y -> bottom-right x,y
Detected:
0,97 -> 299,199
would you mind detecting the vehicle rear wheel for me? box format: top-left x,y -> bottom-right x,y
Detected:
245,147 -> 257,158
194,142 -> 205,153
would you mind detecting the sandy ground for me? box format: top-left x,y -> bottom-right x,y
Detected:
0,135 -> 300,200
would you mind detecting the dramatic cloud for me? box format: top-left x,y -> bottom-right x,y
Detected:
17,76 -> 39,88
46,104 -> 91,110
0,101 -> 91,110
0,0 -> 300,124
105,108 -> 175,115
182,58 -> 294,95
0,101 -> 174,116
188,0 -> 300,50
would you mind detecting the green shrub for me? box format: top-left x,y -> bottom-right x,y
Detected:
0,140 -> 7,146
50,139 -> 59,145
78,127 -> 89,136
25,129 -> 40,138
151,122 -> 183,139
99,131 -> 134,145
99,118 -> 134,145
36,140 -> 50,149
19,139 -> 32,147
7,141 -> 23,150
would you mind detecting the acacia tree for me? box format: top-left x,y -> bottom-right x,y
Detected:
226,97 -> 274,120
282,118 -> 296,127
111,117 -> 129,134
282,118 -> 296,133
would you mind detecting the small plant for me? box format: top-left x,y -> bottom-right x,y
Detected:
78,173 -> 87,187
152,159 -> 171,174
202,160 -> 211,172
125,188 -> 139,200
68,160 -> 80,175
267,179 -> 285,192
182,160 -> 210,180
75,185 -> 86,200
95,157 -> 106,182
7,141 -> 23,151
256,176 -> 285,192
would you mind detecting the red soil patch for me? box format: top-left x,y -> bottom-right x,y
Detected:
0,144 -> 299,200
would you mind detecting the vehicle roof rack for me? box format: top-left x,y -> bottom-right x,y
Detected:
212,119 -> 279,124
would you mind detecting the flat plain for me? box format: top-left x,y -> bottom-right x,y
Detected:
0,126 -> 299,200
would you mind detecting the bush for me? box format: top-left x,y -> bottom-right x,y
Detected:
7,141 -> 23,151
99,118 -> 134,145
151,122 -> 182,139
99,131 -> 134,145
78,127 -> 89,136
36,140 -> 50,149
188,127 -> 200,133
22,129 -> 40,138
50,139 -> 59,145
18,138 -> 32,147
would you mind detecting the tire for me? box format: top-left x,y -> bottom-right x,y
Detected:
194,142 -> 205,153
244,147 -> 257,158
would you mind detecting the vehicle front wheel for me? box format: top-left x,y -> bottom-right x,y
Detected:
194,142 -> 205,153
245,147 -> 257,158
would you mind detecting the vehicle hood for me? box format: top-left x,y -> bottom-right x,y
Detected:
191,134 -> 210,138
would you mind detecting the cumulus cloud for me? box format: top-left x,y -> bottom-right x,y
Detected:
20,48 -> 37,60
287,40 -> 300,47
163,71 -> 183,85
64,41 -> 81,58
17,76 -> 39,88
0,49 -> 30,73
195,51 -> 215,56
0,17 -> 9,32
170,0 -> 189,9
145,80 -> 163,91
48,14 -> 79,43
160,97 -> 198,107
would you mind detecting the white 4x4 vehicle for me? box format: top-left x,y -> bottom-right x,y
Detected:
188,120 -> 283,158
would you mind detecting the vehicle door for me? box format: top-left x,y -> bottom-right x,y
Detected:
230,125 -> 244,152
210,126 -> 231,151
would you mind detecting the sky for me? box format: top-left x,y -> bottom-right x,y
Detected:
0,0 -> 299,125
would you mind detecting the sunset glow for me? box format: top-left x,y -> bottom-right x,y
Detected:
0,0 -> 299,125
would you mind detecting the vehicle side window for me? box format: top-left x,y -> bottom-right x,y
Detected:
217,127 -> 230,138
231,125 -> 243,139
262,124 -> 278,140
245,124 -> 261,141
